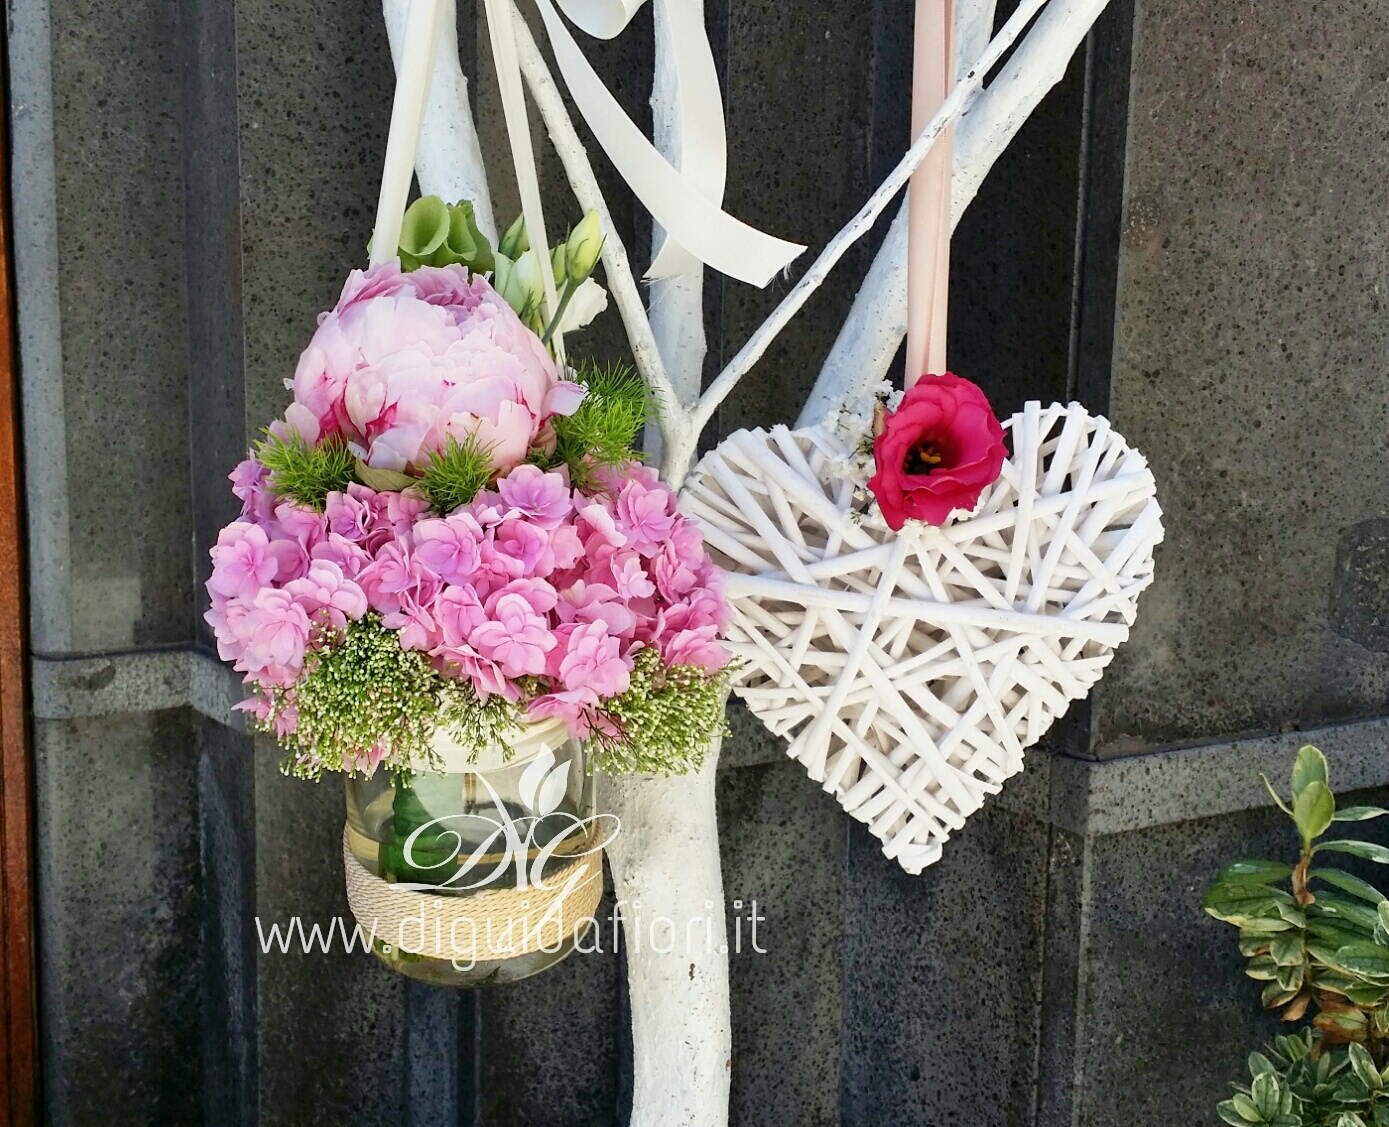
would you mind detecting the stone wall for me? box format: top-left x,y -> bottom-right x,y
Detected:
11,0 -> 1389,1123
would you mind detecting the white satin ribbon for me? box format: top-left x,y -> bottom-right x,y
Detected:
533,0 -> 805,287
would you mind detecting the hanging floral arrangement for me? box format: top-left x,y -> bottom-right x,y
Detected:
205,199 -> 733,983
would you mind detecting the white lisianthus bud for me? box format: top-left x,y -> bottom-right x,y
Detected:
564,210 -> 603,283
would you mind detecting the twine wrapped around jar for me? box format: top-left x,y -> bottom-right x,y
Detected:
342,828 -> 603,962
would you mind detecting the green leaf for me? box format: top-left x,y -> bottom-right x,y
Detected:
1349,1043 -> 1381,1090
1249,1052 -> 1277,1078
1270,931 -> 1305,967
1336,806 -> 1389,822
1262,981 -> 1302,1008
1295,780 -> 1336,844
1230,1093 -> 1264,1122
1342,983 -> 1389,1006
1262,772 -> 1295,817
1317,840 -> 1389,864
1275,963 -> 1305,992
1313,869 -> 1388,904
1314,895 -> 1386,932
1333,940 -> 1389,979
1293,744 -> 1330,799
354,460 -> 418,493
1220,860 -> 1294,885
1251,1071 -> 1280,1118
1217,1101 -> 1252,1127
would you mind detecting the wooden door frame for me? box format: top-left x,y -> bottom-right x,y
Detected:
0,23 -> 38,1125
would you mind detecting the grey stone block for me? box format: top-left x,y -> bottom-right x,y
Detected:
234,0 -> 393,430
180,0 -> 248,651
718,759 -> 844,1127
34,711 -> 202,1125
713,0 -> 876,437
475,877 -> 622,1126
199,718 -> 258,1127
840,799 -> 1050,1127
1093,0 -> 1389,753
48,0 -> 194,652
252,741 -> 408,1126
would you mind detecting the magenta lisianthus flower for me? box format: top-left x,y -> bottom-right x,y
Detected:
470,593 -> 555,677
285,261 -> 583,474
559,621 -> 631,698
866,372 -> 1007,530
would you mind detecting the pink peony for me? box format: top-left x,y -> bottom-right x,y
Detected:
286,261 -> 583,474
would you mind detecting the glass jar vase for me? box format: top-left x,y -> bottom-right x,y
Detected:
343,716 -> 607,987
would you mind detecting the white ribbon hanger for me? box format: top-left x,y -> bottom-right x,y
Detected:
532,0 -> 806,287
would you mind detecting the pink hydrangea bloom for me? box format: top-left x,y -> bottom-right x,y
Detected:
208,454 -> 733,746
414,514 -> 482,584
497,465 -> 572,528
284,560 -> 368,630
285,261 -> 583,473
558,621 -> 631,697
470,592 -> 554,677
239,588 -> 312,682
615,478 -> 677,555
208,523 -> 278,601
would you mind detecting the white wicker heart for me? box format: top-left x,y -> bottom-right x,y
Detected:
679,400 -> 1163,873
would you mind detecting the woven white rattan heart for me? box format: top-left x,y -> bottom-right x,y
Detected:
680,401 -> 1162,873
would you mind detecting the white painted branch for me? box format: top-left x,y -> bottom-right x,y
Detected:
644,0 -> 709,469
598,737 -> 731,1127
604,4 -> 732,1126
509,5 -> 683,426
799,0 -> 1111,426
955,0 -> 1000,84
685,0 -> 1052,456
383,0 -> 498,240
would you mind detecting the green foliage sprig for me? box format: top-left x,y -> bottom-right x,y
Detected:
549,361 -> 653,492
590,647 -> 732,775
256,430 -> 356,511
250,619 -> 728,780
272,616 -> 441,778
418,433 -> 497,515
1207,746 -> 1389,1126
